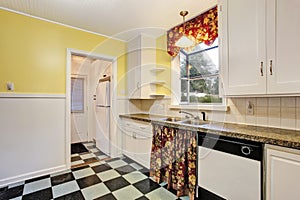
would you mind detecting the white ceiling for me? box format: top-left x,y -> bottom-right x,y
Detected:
0,0 -> 217,41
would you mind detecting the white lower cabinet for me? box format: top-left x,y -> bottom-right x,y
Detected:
121,118 -> 152,169
266,145 -> 300,200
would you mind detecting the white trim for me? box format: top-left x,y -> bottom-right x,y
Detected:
0,93 -> 65,98
0,7 -> 126,42
170,43 -> 226,110
68,49 -> 117,62
111,59 -> 123,158
171,55 -> 181,105
0,165 -> 67,188
66,49 -> 72,169
168,104 -> 228,111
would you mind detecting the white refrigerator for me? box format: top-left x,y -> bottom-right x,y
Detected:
95,79 -> 110,155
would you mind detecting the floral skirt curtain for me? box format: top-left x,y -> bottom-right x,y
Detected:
150,123 -> 197,200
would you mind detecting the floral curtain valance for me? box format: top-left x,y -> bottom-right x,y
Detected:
167,6 -> 218,57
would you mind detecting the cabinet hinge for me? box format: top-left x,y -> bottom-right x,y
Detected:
219,5 -> 222,12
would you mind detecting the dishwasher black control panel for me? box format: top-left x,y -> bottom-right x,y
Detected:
198,132 -> 263,161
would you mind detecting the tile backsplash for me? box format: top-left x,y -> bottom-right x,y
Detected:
126,97 -> 300,130
225,97 -> 300,130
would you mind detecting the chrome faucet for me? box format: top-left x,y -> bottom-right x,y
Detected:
179,110 -> 206,121
179,111 -> 197,119
201,111 -> 206,121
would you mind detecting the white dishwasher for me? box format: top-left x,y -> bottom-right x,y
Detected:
197,133 -> 263,200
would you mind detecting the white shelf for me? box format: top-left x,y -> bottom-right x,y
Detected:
150,81 -> 166,85
150,68 -> 165,73
149,94 -> 165,98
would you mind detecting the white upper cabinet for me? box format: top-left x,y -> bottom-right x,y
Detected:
266,0 -> 300,94
127,34 -> 157,99
220,0 -> 300,96
220,0 -> 266,95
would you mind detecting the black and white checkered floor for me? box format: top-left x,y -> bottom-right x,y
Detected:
0,143 -> 190,200
71,142 -> 110,167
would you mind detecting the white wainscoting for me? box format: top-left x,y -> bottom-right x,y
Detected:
0,94 -> 67,187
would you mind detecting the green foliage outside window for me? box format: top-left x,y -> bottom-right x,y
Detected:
180,39 -> 222,104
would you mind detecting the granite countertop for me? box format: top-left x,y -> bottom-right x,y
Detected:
119,113 -> 300,149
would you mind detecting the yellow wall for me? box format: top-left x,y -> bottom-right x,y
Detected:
156,34 -> 171,95
0,9 -> 127,94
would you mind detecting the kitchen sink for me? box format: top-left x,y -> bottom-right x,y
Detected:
160,117 -> 208,126
161,117 -> 183,122
179,119 -> 207,126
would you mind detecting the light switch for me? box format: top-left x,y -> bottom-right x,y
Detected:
7,82 -> 14,91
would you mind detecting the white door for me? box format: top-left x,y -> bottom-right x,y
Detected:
266,146 -> 300,200
71,75 -> 88,143
266,0 -> 300,94
220,0 -> 266,95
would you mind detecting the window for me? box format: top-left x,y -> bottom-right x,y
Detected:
179,39 -> 222,104
71,77 -> 84,112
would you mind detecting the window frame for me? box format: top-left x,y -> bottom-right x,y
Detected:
170,41 -> 227,111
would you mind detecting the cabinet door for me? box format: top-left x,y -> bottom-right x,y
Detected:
122,129 -> 136,159
220,0 -> 266,95
140,36 -> 156,98
266,0 -> 300,94
127,34 -> 157,99
121,119 -> 152,168
127,36 -> 142,98
127,51 -> 141,98
266,146 -> 300,200
135,133 -> 152,169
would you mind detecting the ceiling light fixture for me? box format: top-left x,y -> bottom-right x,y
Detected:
175,11 -> 195,48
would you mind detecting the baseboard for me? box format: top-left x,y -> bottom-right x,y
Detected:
0,165 -> 68,188
110,146 -> 123,159
110,151 -> 123,158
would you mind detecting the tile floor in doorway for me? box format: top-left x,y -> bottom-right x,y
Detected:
0,142 -> 190,200
71,142 -> 110,167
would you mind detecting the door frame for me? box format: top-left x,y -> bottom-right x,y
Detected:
66,48 -> 117,168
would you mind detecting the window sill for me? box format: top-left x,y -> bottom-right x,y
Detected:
168,104 -> 228,111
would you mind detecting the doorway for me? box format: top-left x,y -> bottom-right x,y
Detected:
67,49 -> 116,168
70,55 -> 90,144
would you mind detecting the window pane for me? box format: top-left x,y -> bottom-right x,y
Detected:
178,38 -> 222,105
189,77 -> 222,103
71,78 -> 84,112
181,79 -> 188,103
188,47 -> 219,78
